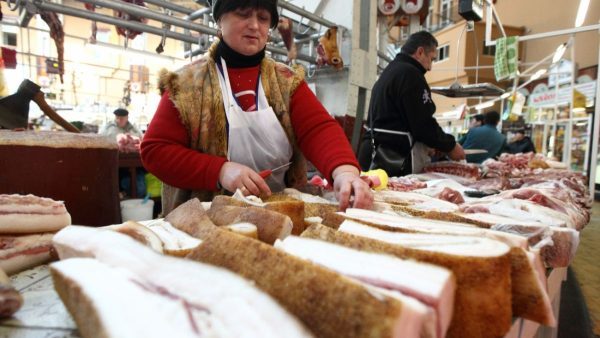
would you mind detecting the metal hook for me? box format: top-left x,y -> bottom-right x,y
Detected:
7,0 -> 21,12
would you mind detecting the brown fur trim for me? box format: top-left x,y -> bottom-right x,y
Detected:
157,68 -> 179,96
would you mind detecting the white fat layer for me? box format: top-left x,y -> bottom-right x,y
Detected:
487,200 -> 569,228
226,223 -> 257,233
140,219 -> 201,251
52,226 -> 312,338
345,209 -> 528,249
232,190 -> 265,207
276,236 -> 454,338
0,204 -> 67,214
458,212 -> 547,227
105,222 -> 164,253
374,191 -> 458,212
340,220 -> 510,257
282,188 -> 338,204
52,258 -> 229,338
0,213 -> 71,233
276,236 -> 452,300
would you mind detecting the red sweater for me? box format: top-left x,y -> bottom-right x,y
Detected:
141,65 -> 358,191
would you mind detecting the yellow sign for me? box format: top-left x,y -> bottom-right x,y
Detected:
573,89 -> 586,109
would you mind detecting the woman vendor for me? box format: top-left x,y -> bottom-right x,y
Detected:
141,0 -> 373,214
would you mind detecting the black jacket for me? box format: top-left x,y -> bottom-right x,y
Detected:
365,53 -> 456,155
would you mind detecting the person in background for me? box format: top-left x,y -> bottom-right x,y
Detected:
98,108 -> 142,140
141,0 -> 372,214
99,108 -> 146,198
357,30 -> 465,176
505,129 -> 536,154
460,110 -> 507,163
458,114 -> 484,144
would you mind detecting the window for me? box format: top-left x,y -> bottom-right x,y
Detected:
483,41 -> 495,56
440,0 -> 452,25
3,32 -> 16,47
437,44 -> 450,62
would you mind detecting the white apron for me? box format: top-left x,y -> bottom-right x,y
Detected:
216,58 -> 293,191
371,127 -> 431,174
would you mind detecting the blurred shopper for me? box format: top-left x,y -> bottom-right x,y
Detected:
458,114 -> 484,144
99,108 -> 142,140
505,129 -> 536,154
461,111 -> 507,163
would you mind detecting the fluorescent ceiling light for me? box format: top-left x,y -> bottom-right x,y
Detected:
474,101 -> 494,110
575,0 -> 590,27
573,107 -> 586,113
86,41 -> 184,63
500,92 -> 511,99
530,68 -> 547,81
552,43 -> 567,63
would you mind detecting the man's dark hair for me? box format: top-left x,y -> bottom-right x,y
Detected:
211,0 -> 279,28
473,114 -> 484,123
484,111 -> 500,126
113,108 -> 129,117
401,31 -> 438,55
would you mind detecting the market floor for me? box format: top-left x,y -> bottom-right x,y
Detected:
561,201 -> 600,337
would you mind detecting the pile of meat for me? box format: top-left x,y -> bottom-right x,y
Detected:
116,133 -> 141,153
7,156 -> 590,338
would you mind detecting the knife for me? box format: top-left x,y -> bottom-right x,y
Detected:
258,162 -> 292,179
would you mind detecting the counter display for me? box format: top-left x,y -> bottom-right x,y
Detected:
0,152 -> 591,338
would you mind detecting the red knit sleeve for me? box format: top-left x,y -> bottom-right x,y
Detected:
290,82 -> 359,181
140,91 -> 227,191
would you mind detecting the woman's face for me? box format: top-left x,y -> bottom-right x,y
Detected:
219,7 -> 272,56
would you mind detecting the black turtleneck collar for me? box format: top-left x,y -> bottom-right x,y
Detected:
397,52 -> 427,74
214,39 -> 265,68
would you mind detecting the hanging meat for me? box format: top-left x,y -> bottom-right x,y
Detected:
114,0 -> 147,40
316,26 -> 343,70
38,11 -> 65,84
277,17 -> 297,62
84,3 -> 98,43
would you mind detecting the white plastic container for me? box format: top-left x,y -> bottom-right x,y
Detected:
120,199 -> 154,222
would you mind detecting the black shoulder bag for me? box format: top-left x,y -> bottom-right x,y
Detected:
368,112 -> 413,177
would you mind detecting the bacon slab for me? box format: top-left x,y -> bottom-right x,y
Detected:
0,194 -> 71,234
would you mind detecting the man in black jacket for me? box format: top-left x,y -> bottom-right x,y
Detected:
358,31 -> 465,176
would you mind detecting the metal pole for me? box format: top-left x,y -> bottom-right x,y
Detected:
588,23 -> 600,196
142,0 -> 193,15
278,0 -> 336,28
567,34 -> 576,170
184,43 -> 317,63
185,8 -> 211,21
33,0 -> 200,44
487,24 -> 600,46
78,0 -> 217,36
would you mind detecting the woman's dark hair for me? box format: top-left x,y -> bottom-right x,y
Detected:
472,114 -> 484,123
401,31 -> 438,55
211,0 -> 279,28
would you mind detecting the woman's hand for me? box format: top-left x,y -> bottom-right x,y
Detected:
218,162 -> 271,197
332,165 -> 374,211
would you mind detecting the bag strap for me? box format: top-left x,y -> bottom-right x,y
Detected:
367,113 -> 414,163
